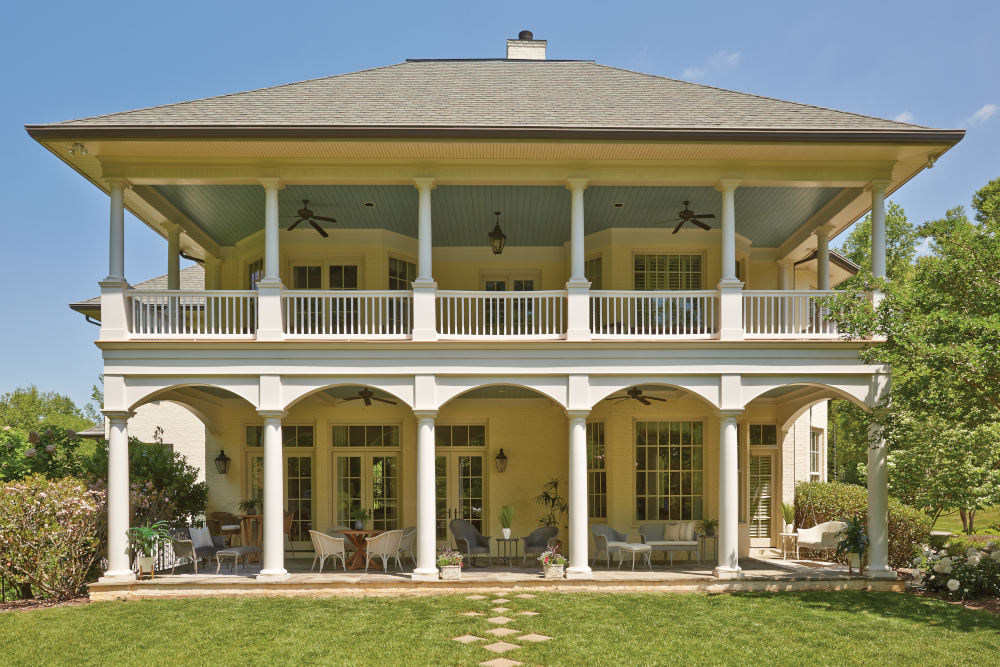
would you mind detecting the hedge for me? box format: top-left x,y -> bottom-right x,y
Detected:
794,481 -> 930,569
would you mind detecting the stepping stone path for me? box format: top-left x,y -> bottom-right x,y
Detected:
483,641 -> 520,654
479,659 -> 523,667
485,628 -> 519,637
466,595 -> 488,600
460,611 -> 485,616
491,598 -> 511,603
518,634 -> 552,643
486,616 -> 514,624
453,635 -> 485,644
516,611 -> 539,616
513,594 -> 536,599
451,592 -> 554,666
491,607 -> 511,613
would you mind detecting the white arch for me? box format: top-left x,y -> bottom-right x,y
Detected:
435,376 -> 568,409
587,376 -> 720,410
740,375 -> 873,410
281,377 -> 415,411
124,376 -> 260,412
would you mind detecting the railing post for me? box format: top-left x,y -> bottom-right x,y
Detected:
256,282 -> 284,341
99,280 -> 132,341
412,283 -> 438,341
717,282 -> 744,340
566,283 -> 591,341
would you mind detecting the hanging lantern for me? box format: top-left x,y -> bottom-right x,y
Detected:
495,448 -> 508,473
214,449 -> 232,475
488,211 -> 507,255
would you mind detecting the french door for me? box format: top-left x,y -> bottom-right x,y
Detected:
435,452 -> 486,549
749,453 -> 774,548
243,452 -> 313,549
483,277 -> 535,336
333,453 -> 400,531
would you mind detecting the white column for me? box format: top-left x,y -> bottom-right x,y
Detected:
412,411 -> 439,580
206,257 -> 222,290
870,181 -> 889,281
567,179 -> 588,282
815,225 -> 832,291
258,410 -> 288,579
716,180 -> 743,340
776,260 -> 793,290
715,410 -> 744,579
165,223 -> 181,290
566,410 -> 593,579
256,178 -> 285,341
411,179 -> 438,341
106,178 -> 129,282
101,411 -> 136,580
867,413 -> 895,577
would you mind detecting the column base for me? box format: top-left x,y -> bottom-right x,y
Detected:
565,328 -> 591,342
865,567 -> 897,579
713,566 -> 745,580
257,570 -> 290,581
565,567 -> 594,580
99,571 -> 137,583
718,327 -> 745,341
411,328 -> 438,342
255,328 -> 285,342
411,569 -> 439,582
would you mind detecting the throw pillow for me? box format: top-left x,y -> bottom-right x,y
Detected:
189,526 -> 214,549
663,522 -> 681,541
683,521 -> 696,541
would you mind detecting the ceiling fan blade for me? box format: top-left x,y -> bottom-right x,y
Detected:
692,213 -> 716,218
363,396 -> 372,407
637,397 -> 652,406
605,396 -> 626,401
613,398 -> 630,405
339,396 -> 362,402
287,218 -> 304,231
692,219 -> 713,231
308,219 -> 330,238
313,216 -> 338,223
672,219 -> 686,234
372,397 -> 398,405
647,396 -> 668,402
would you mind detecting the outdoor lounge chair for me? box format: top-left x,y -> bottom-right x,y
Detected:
449,519 -> 492,567
521,526 -> 559,567
794,521 -> 846,558
169,527 -> 227,574
638,522 -> 700,565
591,525 -> 629,568
363,530 -> 403,573
309,530 -> 347,573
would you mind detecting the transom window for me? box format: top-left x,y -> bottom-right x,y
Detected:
633,254 -> 703,291
389,257 -> 416,290
332,425 -> 400,447
585,257 -> 603,290
749,424 -> 779,447
635,421 -> 704,521
283,425 -> 314,448
248,258 -> 264,290
435,425 -> 486,447
587,422 -> 606,519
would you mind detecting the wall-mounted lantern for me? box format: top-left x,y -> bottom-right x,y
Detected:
488,211 -> 507,255
214,449 -> 232,475
495,448 -> 508,473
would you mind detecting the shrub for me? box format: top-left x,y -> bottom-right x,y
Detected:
795,481 -> 930,569
914,541 -> 1000,600
0,426 -> 86,482
0,474 -> 106,600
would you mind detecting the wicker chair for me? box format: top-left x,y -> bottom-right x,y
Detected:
363,530 -> 403,573
169,527 -> 226,574
591,525 -> 630,568
208,512 -> 242,547
397,526 -> 416,568
521,526 -> 559,567
309,530 -> 347,573
450,519 -> 492,567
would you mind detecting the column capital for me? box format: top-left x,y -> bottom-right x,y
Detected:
715,409 -> 743,420
104,177 -> 132,190
715,179 -> 741,193
257,410 -> 287,421
413,410 -> 438,421
205,255 -> 222,268
102,410 -> 135,422
812,223 -> 836,238
565,178 -> 589,191
413,177 -> 436,191
866,179 -> 891,193
162,221 -> 182,235
565,409 -> 590,421
776,259 -> 795,268
258,177 -> 285,190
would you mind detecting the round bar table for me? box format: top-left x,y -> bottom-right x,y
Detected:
330,529 -> 384,571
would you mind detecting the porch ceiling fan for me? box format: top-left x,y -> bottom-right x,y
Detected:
281,200 -> 335,238
604,387 -> 667,406
339,388 -> 397,407
654,201 -> 715,234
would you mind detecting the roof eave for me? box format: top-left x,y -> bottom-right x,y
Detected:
24,124 -> 966,144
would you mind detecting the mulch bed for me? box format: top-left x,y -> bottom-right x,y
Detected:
0,597 -> 89,613
897,567 -> 1000,615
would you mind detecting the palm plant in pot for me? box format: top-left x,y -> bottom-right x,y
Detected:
350,507 -> 371,530
498,505 -> 515,540
781,502 -> 795,533
696,518 -> 719,537
238,498 -> 262,515
834,515 -> 869,575
534,477 -> 568,551
127,520 -> 171,579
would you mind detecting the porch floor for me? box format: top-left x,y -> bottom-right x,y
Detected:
88,555 -> 903,601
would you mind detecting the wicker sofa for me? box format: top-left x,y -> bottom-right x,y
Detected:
638,522 -> 700,565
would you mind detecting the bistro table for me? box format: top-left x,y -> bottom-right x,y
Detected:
236,514 -> 263,563
779,532 -> 798,560
329,529 -> 384,571
495,538 -> 520,569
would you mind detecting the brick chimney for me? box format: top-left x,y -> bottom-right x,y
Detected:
506,30 -> 546,60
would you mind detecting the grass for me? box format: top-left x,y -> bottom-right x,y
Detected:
1,591 -> 999,666
934,506 -> 1000,535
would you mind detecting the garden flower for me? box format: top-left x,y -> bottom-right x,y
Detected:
969,555 -> 981,566
25,448 -> 36,458
28,431 -> 40,444
967,547 -> 980,558
947,579 -> 960,591
44,444 -> 56,455
992,552 -> 1000,562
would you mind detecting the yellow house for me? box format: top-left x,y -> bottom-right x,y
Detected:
34,32 -> 962,583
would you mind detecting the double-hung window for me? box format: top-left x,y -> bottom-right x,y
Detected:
810,430 -> 822,481
587,422 -> 606,519
633,254 -> 703,291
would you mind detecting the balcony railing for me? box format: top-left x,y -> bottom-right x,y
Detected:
283,291 -> 412,338
742,291 -> 842,338
436,291 -> 566,339
590,291 -> 718,339
129,290 -> 256,338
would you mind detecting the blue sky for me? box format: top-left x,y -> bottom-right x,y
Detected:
1,0 -> 997,410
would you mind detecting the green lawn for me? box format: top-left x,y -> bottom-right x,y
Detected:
934,506 -> 1000,535
1,591 -> 998,666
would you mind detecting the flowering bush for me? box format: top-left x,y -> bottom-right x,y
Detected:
0,426 -> 86,482
437,548 -> 464,568
913,540 -> 1000,600
539,547 -> 567,567
0,474 -> 107,600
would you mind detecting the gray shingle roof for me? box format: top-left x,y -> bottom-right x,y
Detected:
45,60 -> 925,131
72,265 -> 204,307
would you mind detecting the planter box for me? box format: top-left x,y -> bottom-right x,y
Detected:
137,556 -> 155,579
543,564 -> 565,579
440,565 -> 461,580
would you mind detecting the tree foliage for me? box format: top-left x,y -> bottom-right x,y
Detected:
0,385 -> 96,432
0,426 -> 87,482
836,201 -> 920,290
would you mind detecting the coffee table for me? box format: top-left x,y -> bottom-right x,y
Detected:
329,529 -> 384,571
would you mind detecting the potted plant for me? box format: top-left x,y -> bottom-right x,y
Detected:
534,477 -> 568,551
498,505 -> 515,540
238,498 -> 262,515
696,518 -> 719,537
539,545 -> 567,579
437,548 -> 464,580
350,507 -> 372,531
781,502 -> 795,533
835,515 -> 869,575
127,520 -> 171,579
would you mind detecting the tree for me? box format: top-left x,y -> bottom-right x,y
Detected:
835,200 -> 920,290
82,375 -> 104,426
0,385 -> 96,432
0,426 -> 87,482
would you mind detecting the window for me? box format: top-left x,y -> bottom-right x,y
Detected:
283,425 -> 314,448
332,425 -> 400,447
389,257 -> 416,290
749,454 -> 772,539
749,424 -> 778,447
587,422 -> 606,519
333,423 -> 400,531
293,266 -> 322,289
435,425 -> 486,447
810,430 -> 822,481
248,258 -> 264,290
329,265 -> 359,290
633,254 -> 703,291
635,421 -> 704,521
585,257 -> 603,290
246,425 -> 263,448
287,456 -> 312,541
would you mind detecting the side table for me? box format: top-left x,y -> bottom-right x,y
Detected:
496,538 -> 520,569
779,532 -> 798,560
699,534 -> 718,564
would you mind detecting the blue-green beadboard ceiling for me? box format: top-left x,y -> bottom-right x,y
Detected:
152,184 -> 843,249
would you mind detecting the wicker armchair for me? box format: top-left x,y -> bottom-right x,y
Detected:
521,526 -> 559,567
449,519 -> 492,567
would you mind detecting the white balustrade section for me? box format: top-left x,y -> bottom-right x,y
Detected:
743,290 -> 842,338
129,290 -> 257,338
590,291 -> 718,339
436,291 -> 566,339
283,291 -> 413,338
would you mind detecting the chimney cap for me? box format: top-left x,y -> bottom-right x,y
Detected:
518,30 -> 534,40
